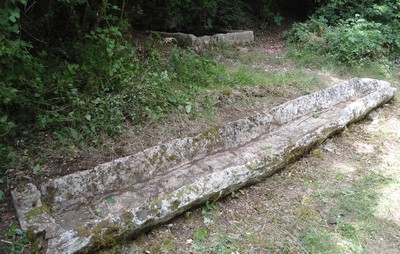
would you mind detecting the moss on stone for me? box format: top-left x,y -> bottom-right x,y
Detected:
169,199 -> 181,210
66,192 -> 74,200
26,204 -> 51,220
89,220 -> 126,251
76,226 -> 90,237
121,210 -> 134,224
148,187 -> 190,217
26,226 -> 45,254
15,181 -> 29,191
166,155 -> 177,161
41,185 -> 57,208
246,159 -> 261,171
193,127 -> 221,143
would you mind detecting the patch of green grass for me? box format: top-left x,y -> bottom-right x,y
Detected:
285,44 -> 399,85
193,232 -> 241,254
301,226 -> 342,254
296,168 -> 399,254
229,65 -> 324,95
265,69 -> 324,93
229,66 -> 267,86
201,201 -> 218,224
194,228 -> 208,240
315,171 -> 396,252
285,45 -> 341,71
330,187 -> 377,220
329,172 -> 392,221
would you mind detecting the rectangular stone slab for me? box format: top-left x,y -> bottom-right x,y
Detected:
11,78 -> 396,253
158,30 -> 254,52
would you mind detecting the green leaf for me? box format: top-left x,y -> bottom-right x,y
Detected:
14,228 -> 23,235
7,224 -> 24,237
0,190 -> 4,200
9,8 -> 20,22
0,116 -> 8,123
196,228 -> 208,240
85,114 -> 91,121
70,128 -> 79,140
203,215 -> 212,224
8,23 -> 19,33
33,164 -> 41,173
185,105 -> 192,114
106,196 -> 116,204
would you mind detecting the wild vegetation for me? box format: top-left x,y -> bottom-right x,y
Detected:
0,0 -> 289,176
2,0 -> 399,175
1,1 -> 400,252
287,0 -> 400,64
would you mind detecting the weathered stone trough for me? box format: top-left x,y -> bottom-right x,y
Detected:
158,30 -> 254,51
12,78 -> 396,253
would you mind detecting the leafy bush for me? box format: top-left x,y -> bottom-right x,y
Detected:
285,17 -> 328,44
325,17 -> 386,63
287,0 -> 400,64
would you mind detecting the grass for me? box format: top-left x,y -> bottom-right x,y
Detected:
285,44 -> 399,85
299,172 -> 395,254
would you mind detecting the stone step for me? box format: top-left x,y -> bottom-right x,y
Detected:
11,78 -> 396,253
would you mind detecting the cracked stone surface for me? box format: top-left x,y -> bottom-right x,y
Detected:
11,78 -> 396,253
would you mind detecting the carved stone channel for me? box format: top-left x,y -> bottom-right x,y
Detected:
11,78 -> 396,253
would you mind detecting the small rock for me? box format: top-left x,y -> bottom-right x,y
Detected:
366,110 -> 379,121
322,142 -> 335,153
327,218 -> 337,225
237,47 -> 249,53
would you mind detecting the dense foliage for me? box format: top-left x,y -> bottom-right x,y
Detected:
131,0 -> 289,32
287,0 -> 400,64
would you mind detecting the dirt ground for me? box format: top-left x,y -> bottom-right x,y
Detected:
1,26 -> 400,253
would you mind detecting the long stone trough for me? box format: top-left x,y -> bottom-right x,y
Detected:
12,78 -> 396,253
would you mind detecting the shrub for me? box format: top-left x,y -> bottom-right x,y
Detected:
325,17 -> 386,63
287,1 -> 400,65
285,17 -> 328,44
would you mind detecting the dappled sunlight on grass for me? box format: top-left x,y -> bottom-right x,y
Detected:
375,184 -> 400,226
367,117 -> 400,138
368,112 -> 400,227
